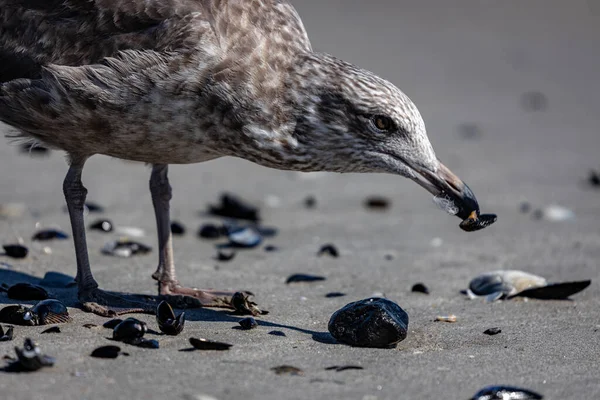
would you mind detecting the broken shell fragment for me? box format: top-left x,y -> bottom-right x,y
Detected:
101,239 -> 152,258
325,365 -> 364,372
364,196 -> 391,210
484,328 -> 502,336
90,345 -> 128,359
328,298 -> 409,348
156,301 -> 185,336
170,221 -> 186,235
271,365 -> 304,376
411,283 -> 429,294
32,229 -> 69,241
12,338 -> 55,372
26,299 -> 72,325
2,244 -> 28,259
7,283 -> 49,301
231,292 -> 267,316
325,292 -> 346,298
318,244 -> 339,258
0,324 -> 14,341
459,211 -> 498,232
216,250 -> 236,261
41,326 -> 61,334
189,337 -> 232,351
238,317 -> 258,330
286,274 -> 326,284
470,385 -> 543,400
434,315 -> 457,323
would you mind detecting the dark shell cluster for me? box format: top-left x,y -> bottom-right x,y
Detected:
0,299 -> 71,326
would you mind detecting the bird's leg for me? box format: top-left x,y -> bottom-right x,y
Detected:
64,159 -> 153,317
150,164 -> 239,309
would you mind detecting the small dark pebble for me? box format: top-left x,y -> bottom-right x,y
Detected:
90,345 -> 129,359
89,219 -> 113,232
264,245 -> 279,252
470,385 -> 543,400
364,196 -> 390,210
7,283 -> 49,301
286,274 -> 326,284
328,298 -> 409,348
32,229 -> 69,241
189,337 -> 232,351
589,170 -> 600,187
238,317 -> 258,330
520,202 -> 532,213
209,193 -> 259,221
271,365 -> 304,376
227,227 -> 262,248
325,292 -> 346,298
268,330 -> 286,337
2,244 -> 28,259
216,250 -> 236,261
318,244 -> 339,258
304,196 -> 317,209
411,283 -> 429,295
170,221 -> 186,235
103,319 -> 123,329
325,365 -> 364,372
484,327 -> 502,336
521,91 -> 548,112
457,122 -> 483,139
20,143 -> 50,155
198,224 -> 222,239
41,326 -> 61,334
0,324 -> 14,341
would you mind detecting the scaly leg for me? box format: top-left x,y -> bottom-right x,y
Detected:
150,164 -> 240,309
64,158 -> 153,316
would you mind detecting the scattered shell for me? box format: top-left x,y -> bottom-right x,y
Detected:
364,196 -> 391,210
10,338 -> 55,372
328,298 -> 409,348
264,245 -> 279,252
318,244 -> 339,258
41,326 -> 61,334
271,365 -> 304,376
532,205 -> 575,222
0,325 -> 14,341
0,305 -> 31,325
189,337 -> 232,351
231,292 -> 268,316
0,203 -> 27,218
411,283 -> 429,295
325,292 -> 346,298
286,274 -> 326,284
209,193 -> 259,221
521,91 -> 548,112
113,318 -> 147,342
304,196 -> 317,209
2,244 -> 28,259
227,227 -> 262,248
434,315 -> 457,323
39,271 -> 76,288
90,345 -> 129,359
238,317 -> 258,330
268,330 -> 286,337
170,221 -> 186,235
484,328 -> 502,336
216,250 -> 236,261
325,365 -> 364,372
156,301 -> 185,336
7,283 -> 49,301
26,299 -> 72,325
32,229 -> 69,241
102,239 -> 152,257
89,219 -> 113,232
198,224 -> 222,239
515,281 -> 591,300
459,211 -> 498,232
470,385 -> 543,400
83,324 -> 99,329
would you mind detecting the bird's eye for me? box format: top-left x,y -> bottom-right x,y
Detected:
370,115 -> 395,133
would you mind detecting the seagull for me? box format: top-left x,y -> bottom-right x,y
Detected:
0,0 -> 491,316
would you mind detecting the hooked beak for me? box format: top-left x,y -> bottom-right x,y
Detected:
409,159 -> 480,220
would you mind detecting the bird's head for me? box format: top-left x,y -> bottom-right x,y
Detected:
279,53 -> 480,219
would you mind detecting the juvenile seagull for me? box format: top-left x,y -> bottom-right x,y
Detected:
0,0 -> 488,316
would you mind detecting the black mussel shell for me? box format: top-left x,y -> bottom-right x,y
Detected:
13,338 -> 55,371
113,318 -> 147,341
268,330 -> 286,337
32,229 -> 69,241
89,219 -> 113,232
286,274 -> 326,284
227,227 -> 262,248
2,244 -> 28,259
271,365 -> 304,376
364,196 -> 391,210
325,292 -> 346,298
231,292 -> 268,316
170,221 -> 186,235
103,319 -> 123,329
156,301 -> 185,336
189,337 -> 232,351
325,365 -> 364,372
0,305 -> 33,326
7,283 -> 49,301
90,345 -> 127,359
460,213 -> 498,232
209,193 -> 259,221
238,317 -> 258,330
198,224 -> 222,239
41,326 -> 61,334
484,327 -> 502,336
318,244 -> 339,258
28,299 -> 71,325
0,324 -> 14,341
470,385 -> 543,400
411,283 -> 430,294
512,280 -> 591,300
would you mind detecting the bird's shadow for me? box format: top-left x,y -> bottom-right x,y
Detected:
0,268 -> 335,344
